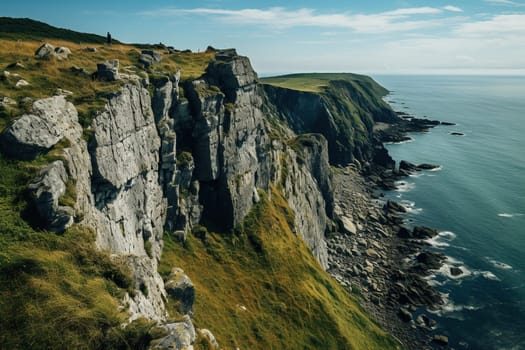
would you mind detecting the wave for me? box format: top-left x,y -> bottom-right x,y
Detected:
425,231 -> 456,249
497,213 -> 524,218
487,258 -> 513,270
385,138 -> 414,145
395,181 -> 415,193
428,165 -> 443,172
400,200 -> 422,214
431,293 -> 483,318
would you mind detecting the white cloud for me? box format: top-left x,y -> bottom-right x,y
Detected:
484,0 -> 524,6
454,14 -> 525,36
443,5 -> 463,12
141,6 -> 459,33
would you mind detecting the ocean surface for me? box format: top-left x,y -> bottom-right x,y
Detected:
373,75 -> 525,350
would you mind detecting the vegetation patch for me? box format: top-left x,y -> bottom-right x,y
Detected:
159,185 -> 400,350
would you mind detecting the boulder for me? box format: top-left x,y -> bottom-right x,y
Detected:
398,307 -> 413,322
416,251 -> 445,271
198,329 -> 219,349
432,335 -> 449,346
27,161 -> 74,232
54,46 -> 71,60
155,315 -> 196,350
450,266 -> 463,276
96,59 -> 120,81
416,163 -> 440,170
35,43 -> 55,59
139,50 -> 162,68
340,216 -> 357,234
35,43 -> 71,60
412,226 -> 439,239
15,79 -> 30,87
165,268 -> 195,315
0,95 -> 78,160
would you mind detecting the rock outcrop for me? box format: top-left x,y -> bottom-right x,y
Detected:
27,160 -> 74,232
0,95 -> 79,160
35,43 -> 71,60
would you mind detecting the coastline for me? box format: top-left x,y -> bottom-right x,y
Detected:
327,117 -> 451,349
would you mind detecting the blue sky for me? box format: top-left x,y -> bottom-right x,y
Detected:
2,0 -> 525,75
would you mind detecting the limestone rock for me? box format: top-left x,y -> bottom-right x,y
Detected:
96,59 -> 119,81
35,43 -> 71,60
198,329 -> 219,349
0,95 -> 79,160
165,268 -> 195,315
15,79 -> 29,87
139,50 -> 163,68
27,161 -> 74,232
155,315 -> 196,350
340,216 -> 357,234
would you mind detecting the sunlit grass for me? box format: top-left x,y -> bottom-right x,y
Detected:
160,186 -> 401,350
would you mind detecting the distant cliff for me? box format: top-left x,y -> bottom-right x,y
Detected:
0,20 -> 400,349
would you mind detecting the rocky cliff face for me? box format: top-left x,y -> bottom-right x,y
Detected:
0,48 -> 394,348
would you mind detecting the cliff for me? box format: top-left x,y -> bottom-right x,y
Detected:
0,21 -> 401,350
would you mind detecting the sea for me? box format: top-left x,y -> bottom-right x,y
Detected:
372,75 -> 525,350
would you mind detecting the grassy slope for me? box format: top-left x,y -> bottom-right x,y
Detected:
160,187 -> 401,350
260,73 -> 389,97
0,33 -> 213,130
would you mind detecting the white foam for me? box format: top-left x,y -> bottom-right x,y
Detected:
395,181 -> 415,193
425,231 -> 456,249
498,213 -> 524,218
400,200 -> 423,214
477,271 -> 500,281
428,166 -> 443,172
487,258 -> 513,270
385,138 -> 414,145
431,293 -> 482,318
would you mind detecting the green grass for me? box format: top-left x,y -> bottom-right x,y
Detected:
260,73 -> 389,96
0,153 -> 161,349
160,186 -> 401,350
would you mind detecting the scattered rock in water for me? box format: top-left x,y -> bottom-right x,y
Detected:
416,163 -> 440,170
441,121 -> 456,126
385,200 -> 407,213
398,307 -> 413,322
416,251 -> 446,271
412,226 -> 439,239
450,266 -> 463,276
432,334 -> 449,346
450,132 -> 465,136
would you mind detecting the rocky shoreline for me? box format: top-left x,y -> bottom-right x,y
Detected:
327,118 -> 453,349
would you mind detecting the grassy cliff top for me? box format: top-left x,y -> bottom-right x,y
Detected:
0,18 -> 214,130
261,72 -> 389,96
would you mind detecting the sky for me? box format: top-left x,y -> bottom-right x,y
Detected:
2,0 -> 525,75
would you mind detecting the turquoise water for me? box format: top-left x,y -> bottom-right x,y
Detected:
373,75 -> 525,350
